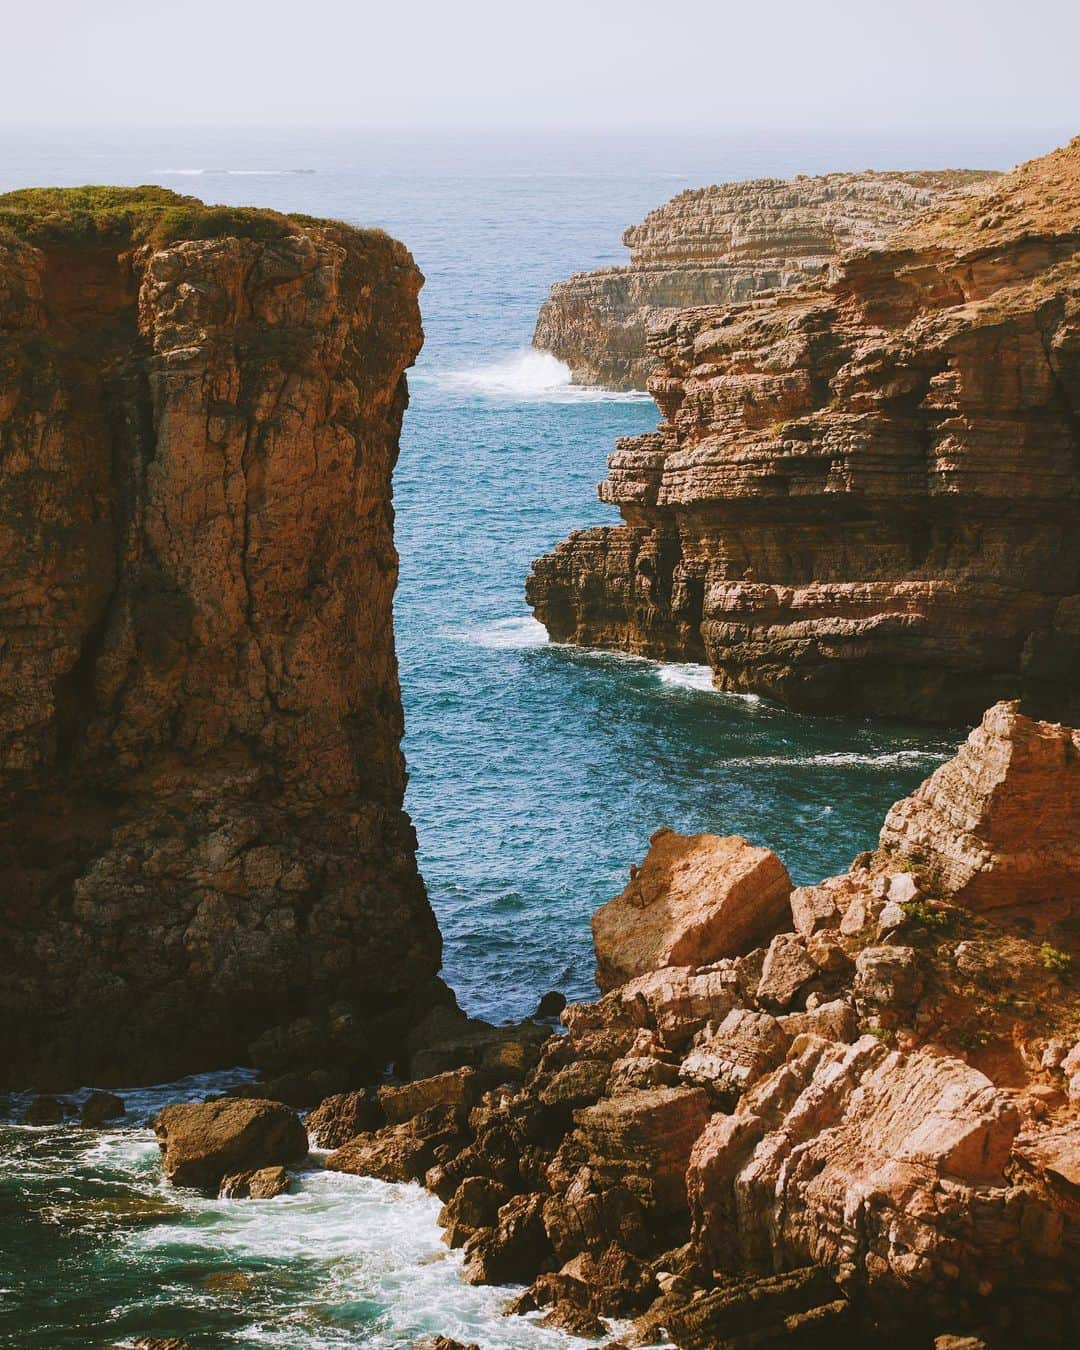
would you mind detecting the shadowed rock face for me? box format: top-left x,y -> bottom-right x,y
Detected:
533,170 -> 996,390
0,190 -> 442,1087
528,141 -> 1080,723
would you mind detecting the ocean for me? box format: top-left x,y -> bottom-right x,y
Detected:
0,123 -> 1059,1346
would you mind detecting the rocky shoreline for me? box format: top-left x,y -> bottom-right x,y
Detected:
95,700 -> 1076,1349
528,140 -> 1080,723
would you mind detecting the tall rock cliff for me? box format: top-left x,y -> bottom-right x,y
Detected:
534,170 -> 995,390
0,188 -> 442,1087
528,140 -> 1080,723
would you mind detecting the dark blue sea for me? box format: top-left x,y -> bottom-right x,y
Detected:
0,124 -> 1058,1347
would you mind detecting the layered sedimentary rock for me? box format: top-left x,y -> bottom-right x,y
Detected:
315,703 -> 1079,1345
0,189 -> 442,1087
529,141 -> 1080,722
534,170 -> 994,389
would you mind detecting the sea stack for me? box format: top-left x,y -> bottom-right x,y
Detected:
528,140 -> 1080,722
533,169 -> 996,390
0,189 -> 442,1087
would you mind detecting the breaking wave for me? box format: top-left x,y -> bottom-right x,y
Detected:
415,350 -> 653,404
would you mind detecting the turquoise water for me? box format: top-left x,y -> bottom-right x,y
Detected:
0,125 -> 1053,1346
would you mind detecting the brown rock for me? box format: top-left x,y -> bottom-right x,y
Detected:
153,1098 -> 307,1189
755,933 -> 817,1010
304,1092 -> 381,1151
324,1104 -> 464,1184
461,1192 -> 551,1285
689,1036 -> 1021,1299
534,170 -> 992,390
438,1175 -> 509,1247
379,1068 -> 479,1125
218,1165 -> 290,1199
79,1091 -> 125,1126
528,142 -> 1080,724
880,701 -> 1080,914
853,945 -> 924,1012
592,829 -> 792,992
679,1008 -> 791,1094
0,188 -> 441,1088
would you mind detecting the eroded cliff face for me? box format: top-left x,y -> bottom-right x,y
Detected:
529,140 -> 1080,723
0,189 -> 442,1087
534,170 -> 995,390
330,702 -> 1079,1347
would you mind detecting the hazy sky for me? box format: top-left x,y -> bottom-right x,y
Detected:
3,0 -> 1077,131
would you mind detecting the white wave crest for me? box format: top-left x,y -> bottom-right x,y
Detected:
724,749 -> 950,769
416,350 -> 653,404
444,616 -> 550,650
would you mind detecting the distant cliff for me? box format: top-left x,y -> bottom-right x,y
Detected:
528,141 -> 1080,723
534,170 -> 996,390
0,188 -> 443,1087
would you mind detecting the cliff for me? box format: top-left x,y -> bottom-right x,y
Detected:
528,140 -> 1080,723
533,170 -> 995,389
318,701 -> 1080,1347
0,188 -> 443,1088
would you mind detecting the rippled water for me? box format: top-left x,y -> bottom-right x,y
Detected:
0,123 -> 1044,1346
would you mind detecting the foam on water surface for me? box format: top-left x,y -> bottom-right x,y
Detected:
416,349 -> 653,404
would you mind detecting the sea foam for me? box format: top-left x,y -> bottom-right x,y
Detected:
417,350 -> 653,404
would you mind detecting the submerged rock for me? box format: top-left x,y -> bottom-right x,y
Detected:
153,1098 -> 307,1189
218,1165 -> 290,1199
21,1096 -> 66,1125
80,1091 -> 125,1126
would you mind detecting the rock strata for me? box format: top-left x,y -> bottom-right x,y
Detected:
0,188 -> 442,1087
323,703 -> 1079,1347
534,170 -> 994,389
528,141 -> 1080,722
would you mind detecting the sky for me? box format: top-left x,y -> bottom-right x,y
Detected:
2,0 -> 1077,132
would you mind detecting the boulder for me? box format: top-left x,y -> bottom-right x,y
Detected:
679,1009 -> 791,1094
153,1098 -> 307,1189
853,946 -> 924,1012
218,1165 -> 290,1199
304,1091 -> 382,1150
689,1036 -> 1021,1300
378,1068 -> 479,1125
21,1095 -> 66,1125
755,933 -> 818,1010
462,1192 -> 551,1285
880,702 -> 1080,915
80,1091 -> 125,1126
438,1175 -> 510,1247
324,1104 -> 464,1184
592,830 -> 792,992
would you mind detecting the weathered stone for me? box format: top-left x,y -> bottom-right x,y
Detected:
153,1098 -> 307,1189
462,1192 -> 551,1285
324,1105 -> 463,1184
79,1091 -> 125,1126
21,1095 -> 66,1125
218,1165 -> 289,1199
378,1068 -> 479,1125
528,144 -> 1080,724
534,170 -> 991,390
880,701 -> 1080,914
304,1092 -> 381,1151
680,1009 -> 791,1094
756,934 -> 817,1010
853,946 -> 924,1011
592,830 -> 792,992
0,189 -> 441,1089
438,1175 -> 509,1248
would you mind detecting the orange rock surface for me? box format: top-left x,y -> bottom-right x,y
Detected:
529,140 -> 1080,722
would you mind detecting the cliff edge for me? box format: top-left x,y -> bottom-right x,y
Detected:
0,188 -> 443,1087
533,169 -> 995,390
528,140 -> 1080,722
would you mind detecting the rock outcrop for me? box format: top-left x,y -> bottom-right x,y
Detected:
323,703 -> 1079,1346
534,170 -> 995,390
0,188 -> 442,1087
528,140 -> 1080,723
154,1097 -> 307,1188
592,828 -> 791,992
